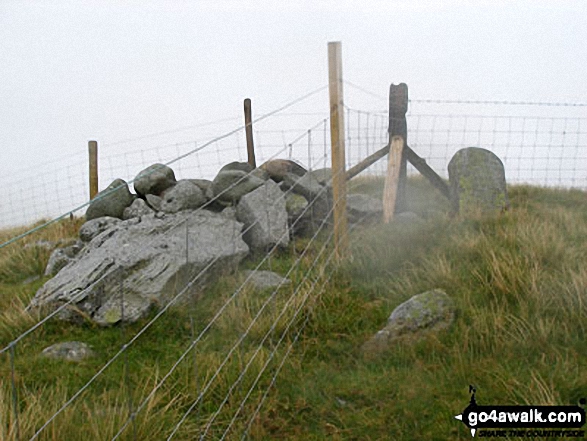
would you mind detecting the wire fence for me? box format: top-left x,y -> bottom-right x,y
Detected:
1,81 -> 587,439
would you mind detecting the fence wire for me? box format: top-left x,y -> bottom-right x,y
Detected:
2,80 -> 587,440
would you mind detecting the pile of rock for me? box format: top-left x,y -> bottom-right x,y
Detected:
29,159 -> 383,326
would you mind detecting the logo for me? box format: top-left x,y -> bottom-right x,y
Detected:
454,386 -> 586,438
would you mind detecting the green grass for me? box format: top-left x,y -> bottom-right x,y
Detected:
1,177 -> 586,440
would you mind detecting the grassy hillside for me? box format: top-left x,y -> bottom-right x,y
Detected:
1,177 -> 586,440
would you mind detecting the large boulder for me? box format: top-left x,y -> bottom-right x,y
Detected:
212,170 -> 265,203
448,147 -> 509,214
363,289 -> 455,354
29,211 -> 249,325
236,180 -> 289,250
160,180 -> 206,213
260,159 -> 307,182
85,179 -> 135,221
133,163 -> 176,197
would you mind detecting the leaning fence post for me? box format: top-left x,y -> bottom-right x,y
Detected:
88,140 -> 98,200
328,41 -> 349,259
244,99 -> 256,168
383,84 -> 408,222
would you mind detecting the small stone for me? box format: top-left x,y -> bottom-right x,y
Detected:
242,270 -> 291,290
123,198 -> 155,220
41,341 -> 95,362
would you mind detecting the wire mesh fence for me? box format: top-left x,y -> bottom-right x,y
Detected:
1,81 -> 587,439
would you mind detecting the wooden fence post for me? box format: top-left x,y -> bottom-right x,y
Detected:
383,84 -> 408,222
244,98 -> 256,168
328,41 -> 348,259
88,140 -> 98,200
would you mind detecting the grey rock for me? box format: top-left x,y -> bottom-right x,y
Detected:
85,179 -> 135,221
364,289 -> 455,353
236,180 -> 289,250
346,194 -> 383,224
281,172 -> 325,201
307,168 -> 332,186
260,159 -> 307,182
44,248 -> 73,276
41,341 -> 95,362
212,170 -> 265,203
134,163 -> 176,197
44,241 -> 84,276
160,180 -> 206,213
221,206 -> 237,220
30,211 -> 249,325
242,270 -> 291,290
219,161 -> 254,174
285,193 -> 309,221
251,168 -> 270,181
189,179 -> 215,201
448,147 -> 509,214
123,198 -> 155,220
79,217 -> 121,242
145,194 -> 163,211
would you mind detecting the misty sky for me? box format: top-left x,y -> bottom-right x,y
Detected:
1,0 -> 586,226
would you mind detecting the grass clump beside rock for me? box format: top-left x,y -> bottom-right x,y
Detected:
1,177 -> 586,440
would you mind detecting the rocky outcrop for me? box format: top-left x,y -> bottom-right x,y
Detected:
79,217 -> 121,242
31,211 -> 249,325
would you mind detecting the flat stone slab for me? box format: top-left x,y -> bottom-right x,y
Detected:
448,147 -> 509,214
30,210 -> 249,325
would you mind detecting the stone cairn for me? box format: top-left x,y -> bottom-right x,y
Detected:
30,159 -> 384,326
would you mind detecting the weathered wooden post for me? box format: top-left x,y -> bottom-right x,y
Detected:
383,84 -> 408,222
244,98 -> 256,168
88,140 -> 98,200
328,41 -> 348,259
